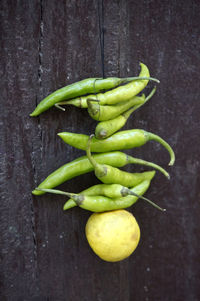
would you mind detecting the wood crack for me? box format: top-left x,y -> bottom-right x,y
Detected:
28,0 -> 45,295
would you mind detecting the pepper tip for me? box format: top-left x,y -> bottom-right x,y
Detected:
168,159 -> 175,166
32,189 -> 38,195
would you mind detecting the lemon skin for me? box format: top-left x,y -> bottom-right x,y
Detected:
85,209 -> 140,262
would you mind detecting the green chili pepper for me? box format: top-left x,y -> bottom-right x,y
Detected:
87,95 -> 145,121
32,151 -> 169,196
95,107 -> 140,139
75,180 -> 165,211
58,129 -> 175,166
63,183 -> 149,198
86,134 -> 155,187
62,181 -> 156,210
30,76 -> 145,116
95,87 -> 156,139
58,63 -> 159,108
36,174 -> 165,212
36,182 -> 152,203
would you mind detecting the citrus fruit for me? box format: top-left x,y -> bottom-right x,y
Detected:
85,209 -> 140,262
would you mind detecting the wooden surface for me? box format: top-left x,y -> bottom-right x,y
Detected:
1,0 -> 200,300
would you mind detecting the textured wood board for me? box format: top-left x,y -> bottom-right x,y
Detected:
1,0 -> 200,300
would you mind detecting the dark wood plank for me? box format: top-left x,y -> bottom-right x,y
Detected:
0,0 -> 41,299
112,1 -> 200,301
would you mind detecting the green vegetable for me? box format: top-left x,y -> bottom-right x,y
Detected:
36,173 -> 165,212
58,63 -> 159,108
87,95 -> 145,121
62,182 -> 159,210
32,151 -> 169,196
86,134 -> 155,186
30,76 -> 145,116
94,87 -> 156,138
58,129 -> 175,166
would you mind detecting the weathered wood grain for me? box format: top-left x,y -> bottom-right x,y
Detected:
0,0 -> 41,299
1,0 -> 200,300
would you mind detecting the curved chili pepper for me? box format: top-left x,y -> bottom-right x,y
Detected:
58,129 -> 175,166
58,63 -> 159,108
73,180 -> 164,212
95,107 -> 139,139
36,172 -> 165,212
72,179 -> 157,212
30,76 -> 143,116
87,95 -> 145,121
62,183 -> 147,198
62,181 -> 157,210
32,151 -> 169,196
36,182 -> 152,202
95,87 -> 156,139
86,134 -> 155,186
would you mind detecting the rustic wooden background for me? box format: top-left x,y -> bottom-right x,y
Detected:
1,0 -> 200,300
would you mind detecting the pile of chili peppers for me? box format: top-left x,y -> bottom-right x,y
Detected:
31,63 -> 175,212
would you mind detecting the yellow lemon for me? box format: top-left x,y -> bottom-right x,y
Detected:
85,209 -> 140,262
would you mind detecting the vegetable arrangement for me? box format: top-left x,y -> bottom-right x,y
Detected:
31,62 -> 175,262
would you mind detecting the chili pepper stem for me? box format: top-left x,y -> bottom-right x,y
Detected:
55,77 -> 159,108
86,134 -> 105,176
146,132 -> 175,166
127,157 -> 170,179
145,86 -> 157,102
142,197 -> 166,211
129,86 -> 157,114
54,103 -> 66,111
122,87 -> 157,121
87,98 -> 100,117
37,187 -> 165,212
122,76 -> 160,84
128,190 -> 166,211
35,188 -> 83,205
